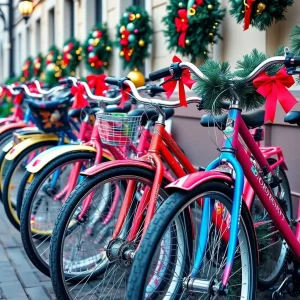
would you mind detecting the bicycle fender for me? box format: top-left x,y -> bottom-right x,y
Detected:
5,135 -> 61,160
0,122 -> 27,134
80,159 -> 174,183
26,145 -> 113,173
165,171 -> 233,191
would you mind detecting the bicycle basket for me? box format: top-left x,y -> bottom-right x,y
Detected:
96,112 -> 141,146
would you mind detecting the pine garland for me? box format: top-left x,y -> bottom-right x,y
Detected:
20,57 -> 34,82
290,25 -> 300,84
33,53 -> 45,79
162,0 -> 225,62
62,38 -> 82,76
44,45 -> 66,86
193,47 -> 284,114
229,0 -> 294,31
116,5 -> 152,70
83,23 -> 112,74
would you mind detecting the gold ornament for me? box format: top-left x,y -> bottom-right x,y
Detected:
188,8 -> 196,16
103,62 -> 108,66
91,63 -> 95,67
136,13 -> 141,19
71,71 -> 75,76
20,77 -> 25,82
78,56 -> 82,60
207,4 -> 213,10
209,32 -> 213,37
213,26 -> 216,29
129,14 -> 136,21
204,51 -> 207,55
120,25 -> 126,33
106,46 -> 112,51
185,39 -> 190,45
138,40 -> 145,47
256,2 -> 266,14
120,51 -> 124,57
128,48 -> 134,56
121,34 -> 125,38
126,68 -> 145,87
58,55 -> 62,60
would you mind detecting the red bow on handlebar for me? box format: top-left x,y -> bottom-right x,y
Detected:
253,67 -> 298,123
71,83 -> 89,109
87,74 -> 108,96
162,56 -> 195,107
119,86 -> 130,109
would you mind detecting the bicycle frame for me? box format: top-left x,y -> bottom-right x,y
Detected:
192,107 -> 300,287
111,123 -> 197,240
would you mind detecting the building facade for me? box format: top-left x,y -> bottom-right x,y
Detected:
0,0 -> 300,203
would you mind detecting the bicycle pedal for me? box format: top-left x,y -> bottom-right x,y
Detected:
271,275 -> 292,299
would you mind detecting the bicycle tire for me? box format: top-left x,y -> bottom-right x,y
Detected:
20,151 -> 99,276
2,140 -> 58,230
50,166 -> 176,300
127,181 -> 257,300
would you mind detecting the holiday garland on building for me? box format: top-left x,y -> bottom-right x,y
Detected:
44,45 -> 66,86
193,47 -> 289,116
63,38 -> 82,76
162,0 -> 225,61
83,23 -> 112,74
229,0 -> 294,31
290,24 -> 300,84
20,57 -> 34,82
33,53 -> 45,79
116,5 -> 152,70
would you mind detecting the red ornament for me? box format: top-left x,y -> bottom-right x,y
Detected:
120,30 -> 130,46
196,0 -> 203,5
192,4 -> 197,8
174,9 -> 189,48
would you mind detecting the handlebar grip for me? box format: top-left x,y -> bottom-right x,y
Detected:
149,85 -> 166,94
294,55 -> 300,66
149,67 -> 171,81
105,77 -> 120,86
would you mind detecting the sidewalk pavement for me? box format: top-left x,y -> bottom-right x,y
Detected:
0,204 -> 294,300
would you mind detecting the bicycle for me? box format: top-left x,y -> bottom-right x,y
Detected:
19,80 -> 169,276
126,52 -> 300,299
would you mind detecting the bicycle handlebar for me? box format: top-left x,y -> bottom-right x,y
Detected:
33,80 -> 65,95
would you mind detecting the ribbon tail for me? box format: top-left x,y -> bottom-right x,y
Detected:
264,94 -> 277,123
277,83 -> 298,113
178,80 -> 187,107
178,32 -> 186,48
162,80 -> 177,99
244,8 -> 252,31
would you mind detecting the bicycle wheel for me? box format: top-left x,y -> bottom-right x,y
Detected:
127,181 -> 257,300
252,159 -> 292,290
20,151 -> 98,276
2,141 -> 58,230
50,166 -> 173,300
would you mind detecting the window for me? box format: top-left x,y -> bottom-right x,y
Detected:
26,26 -> 31,56
95,0 -> 102,23
36,19 -> 41,54
65,0 -> 74,38
48,8 -> 55,45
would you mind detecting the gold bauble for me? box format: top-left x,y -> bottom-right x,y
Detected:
103,62 -> 108,66
120,25 -> 126,33
204,51 -> 207,55
256,2 -> 266,14
129,14 -> 136,21
58,55 -> 62,60
106,46 -> 112,51
136,13 -> 141,19
138,40 -> 145,47
188,8 -> 196,16
185,39 -> 190,45
126,68 -> 145,88
209,32 -> 213,37
91,63 -> 95,67
120,51 -> 125,57
207,4 -> 213,10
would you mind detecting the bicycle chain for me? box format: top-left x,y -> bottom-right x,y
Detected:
282,250 -> 300,297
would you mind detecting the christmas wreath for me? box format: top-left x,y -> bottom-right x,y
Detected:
229,0 -> 294,31
193,47 -> 297,122
83,23 -> 112,74
116,5 -> 152,70
20,57 -> 34,82
62,38 -> 82,76
44,45 -> 66,86
162,0 -> 225,61
33,53 -> 44,79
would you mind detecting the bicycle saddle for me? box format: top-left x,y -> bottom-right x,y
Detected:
128,108 -> 175,126
200,110 -> 265,130
284,111 -> 300,126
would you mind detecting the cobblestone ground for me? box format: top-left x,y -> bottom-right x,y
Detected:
0,204 -> 295,300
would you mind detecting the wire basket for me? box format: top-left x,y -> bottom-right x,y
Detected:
96,112 -> 142,146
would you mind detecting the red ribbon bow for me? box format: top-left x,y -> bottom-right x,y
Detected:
71,83 -> 89,109
87,74 -> 108,96
175,9 -> 189,48
253,67 -> 298,123
162,56 -> 195,107
243,0 -> 255,31
13,93 -> 24,105
119,87 -> 130,109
